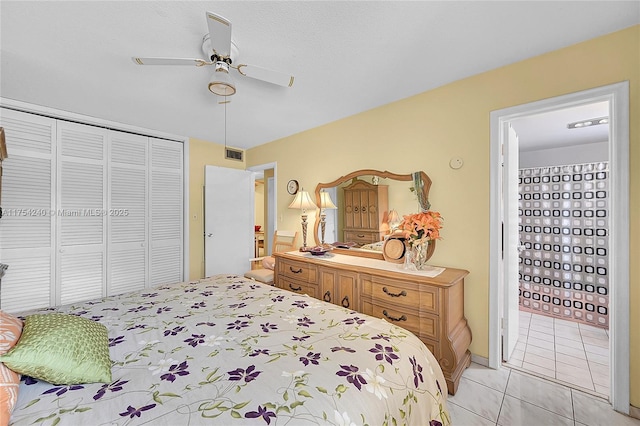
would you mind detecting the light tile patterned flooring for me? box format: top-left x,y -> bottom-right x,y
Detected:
448,363 -> 640,426
505,311 -> 610,396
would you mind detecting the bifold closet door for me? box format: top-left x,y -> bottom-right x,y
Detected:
108,131 -> 148,294
0,109 -> 56,312
56,121 -> 107,305
150,138 -> 183,285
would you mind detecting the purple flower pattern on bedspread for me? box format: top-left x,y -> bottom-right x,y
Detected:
9,275 -> 450,425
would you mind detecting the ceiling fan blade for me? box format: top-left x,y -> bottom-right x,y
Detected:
236,64 -> 295,88
206,11 -> 232,59
132,57 -> 211,66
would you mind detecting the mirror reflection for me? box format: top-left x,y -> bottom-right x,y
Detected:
313,170 -> 431,259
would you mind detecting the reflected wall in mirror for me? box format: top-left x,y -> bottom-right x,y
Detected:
313,170 -> 432,260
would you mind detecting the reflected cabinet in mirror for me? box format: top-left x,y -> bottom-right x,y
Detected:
313,169 -> 433,260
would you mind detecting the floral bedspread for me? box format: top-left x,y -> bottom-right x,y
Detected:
10,275 -> 450,425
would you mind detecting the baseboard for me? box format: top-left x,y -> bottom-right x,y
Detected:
471,353 -> 489,367
630,404 -> 640,420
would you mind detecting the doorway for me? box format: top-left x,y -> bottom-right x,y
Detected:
248,162 -> 277,259
489,82 -> 629,413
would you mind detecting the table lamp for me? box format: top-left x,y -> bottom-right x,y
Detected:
288,189 -> 317,250
387,209 -> 401,232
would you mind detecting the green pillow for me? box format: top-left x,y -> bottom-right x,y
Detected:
0,313 -> 112,385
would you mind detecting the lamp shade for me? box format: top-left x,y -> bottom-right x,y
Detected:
319,191 -> 337,210
388,209 -> 401,229
288,190 -> 317,213
208,62 -> 236,96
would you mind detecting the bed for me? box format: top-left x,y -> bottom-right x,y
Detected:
4,274 -> 450,425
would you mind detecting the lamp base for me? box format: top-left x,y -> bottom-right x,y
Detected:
299,246 -> 314,253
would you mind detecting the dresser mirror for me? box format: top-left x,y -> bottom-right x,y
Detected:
312,169 -> 432,259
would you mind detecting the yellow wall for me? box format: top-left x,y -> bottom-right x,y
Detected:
188,139 -> 245,280
245,26 -> 640,405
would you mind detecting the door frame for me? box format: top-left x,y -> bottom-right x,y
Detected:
488,81 -> 629,413
247,162 -> 278,255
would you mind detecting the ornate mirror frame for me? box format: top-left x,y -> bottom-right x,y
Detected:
312,169 -> 432,260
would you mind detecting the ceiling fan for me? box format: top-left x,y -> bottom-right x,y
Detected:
132,11 -> 294,97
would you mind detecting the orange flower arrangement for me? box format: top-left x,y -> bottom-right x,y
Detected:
398,211 -> 443,246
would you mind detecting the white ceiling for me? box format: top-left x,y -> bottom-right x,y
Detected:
512,101 -> 610,152
1,1 -> 638,150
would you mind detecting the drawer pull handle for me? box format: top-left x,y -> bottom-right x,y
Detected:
323,290 -> 332,303
382,287 -> 407,298
361,207 -> 367,212
341,296 -> 350,309
382,310 -> 407,322
289,267 -> 303,274
354,207 -> 359,212
289,284 -> 302,291
357,234 -> 365,238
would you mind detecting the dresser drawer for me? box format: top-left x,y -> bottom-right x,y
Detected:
279,278 -> 318,299
278,258 -> 317,283
344,230 -> 379,245
366,302 -> 439,339
371,279 -> 438,314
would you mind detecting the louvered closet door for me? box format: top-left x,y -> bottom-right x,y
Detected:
108,131 -> 148,295
0,109 -> 56,312
57,122 -> 107,305
150,138 -> 183,285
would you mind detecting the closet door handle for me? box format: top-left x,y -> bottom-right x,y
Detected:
382,310 -> 407,322
382,287 -> 407,298
323,290 -> 332,303
289,267 -> 303,274
289,284 -> 302,292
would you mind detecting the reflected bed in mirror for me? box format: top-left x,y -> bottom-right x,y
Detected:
313,169 -> 432,261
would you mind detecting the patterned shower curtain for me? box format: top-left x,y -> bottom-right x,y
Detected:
518,162 -> 609,329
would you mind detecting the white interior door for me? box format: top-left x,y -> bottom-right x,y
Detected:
150,138 -> 184,286
57,121 -> 108,305
502,123 -> 520,361
0,109 -> 56,312
204,166 -> 254,276
108,131 -> 148,295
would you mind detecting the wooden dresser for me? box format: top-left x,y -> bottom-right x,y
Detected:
342,179 -> 388,245
273,251 -> 472,394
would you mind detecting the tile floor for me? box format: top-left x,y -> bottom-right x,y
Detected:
448,362 -> 640,426
505,310 -> 609,396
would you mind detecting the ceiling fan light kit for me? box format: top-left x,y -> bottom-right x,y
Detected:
208,62 -> 236,96
132,11 -> 294,97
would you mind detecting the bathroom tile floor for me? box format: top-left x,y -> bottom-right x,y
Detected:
448,362 -> 639,426
505,311 -> 609,396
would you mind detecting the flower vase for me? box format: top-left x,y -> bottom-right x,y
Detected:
411,242 -> 429,271
411,240 -> 431,270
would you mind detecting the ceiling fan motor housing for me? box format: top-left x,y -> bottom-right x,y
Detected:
202,34 -> 238,65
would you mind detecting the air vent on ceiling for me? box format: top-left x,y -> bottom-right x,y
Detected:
225,147 -> 243,161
